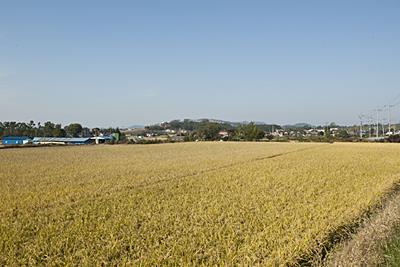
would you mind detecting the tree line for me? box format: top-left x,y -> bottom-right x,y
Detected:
146,119 -> 282,141
184,122 -> 268,141
0,121 -> 122,138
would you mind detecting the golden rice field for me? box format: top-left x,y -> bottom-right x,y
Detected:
1,142 -> 400,265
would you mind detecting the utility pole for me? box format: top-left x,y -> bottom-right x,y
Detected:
369,117 -> 372,138
358,115 -> 364,139
388,104 -> 395,135
376,109 -> 378,138
388,105 -> 391,134
325,122 -> 329,137
383,105 -> 390,135
375,109 -> 382,138
382,118 -> 386,136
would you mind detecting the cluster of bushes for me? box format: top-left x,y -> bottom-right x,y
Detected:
387,134 -> 400,143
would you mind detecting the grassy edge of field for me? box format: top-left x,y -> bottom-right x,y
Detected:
322,182 -> 400,267
383,228 -> 400,266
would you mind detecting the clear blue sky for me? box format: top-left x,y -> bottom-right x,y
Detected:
1,1 -> 400,127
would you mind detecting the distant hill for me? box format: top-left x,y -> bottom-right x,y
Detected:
195,118 -> 237,125
146,118 -> 281,132
195,119 -> 267,126
282,123 -> 313,129
128,125 -> 144,129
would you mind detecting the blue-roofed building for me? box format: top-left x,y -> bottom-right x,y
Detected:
1,136 -> 32,145
32,137 -> 91,145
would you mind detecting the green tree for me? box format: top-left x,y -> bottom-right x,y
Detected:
196,123 -> 222,140
43,121 -> 55,136
235,122 -> 265,141
338,130 -> 350,139
65,123 -> 83,137
52,124 -> 66,137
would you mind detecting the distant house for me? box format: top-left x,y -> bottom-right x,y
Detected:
165,129 -> 176,134
127,136 -> 143,143
170,135 -> 185,142
304,129 -> 325,136
218,131 -> 229,137
1,136 -> 31,145
90,136 -> 113,144
329,128 -> 340,137
271,129 -> 287,137
32,137 -> 91,145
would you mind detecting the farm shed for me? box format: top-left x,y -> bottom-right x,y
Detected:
1,136 -> 31,145
32,137 -> 91,145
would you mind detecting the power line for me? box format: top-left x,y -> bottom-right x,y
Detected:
359,94 -> 400,138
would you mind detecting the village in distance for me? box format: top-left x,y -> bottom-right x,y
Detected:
1,118 -> 398,146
